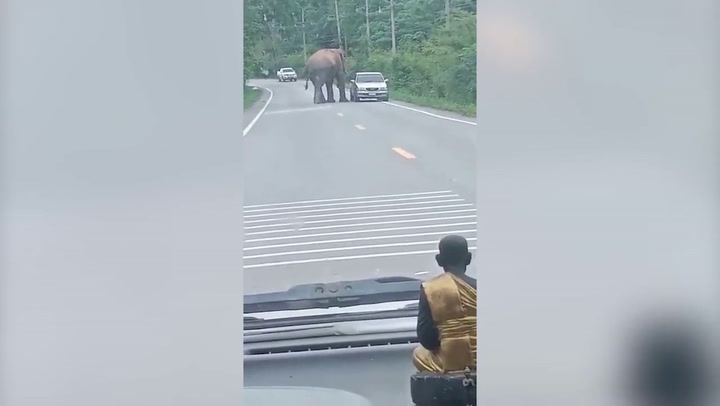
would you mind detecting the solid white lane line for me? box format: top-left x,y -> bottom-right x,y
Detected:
243,247 -> 478,269
382,101 -> 476,126
244,229 -> 476,251
243,203 -> 474,224
244,198 -> 465,219
243,87 -> 273,136
243,194 -> 459,214
244,238 -> 478,260
245,222 -> 478,242
244,209 -> 477,230
243,190 -> 453,209
245,215 -> 477,236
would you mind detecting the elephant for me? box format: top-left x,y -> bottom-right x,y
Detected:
304,48 -> 349,104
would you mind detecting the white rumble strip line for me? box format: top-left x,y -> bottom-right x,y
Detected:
244,208 -> 477,230
244,229 -> 476,251
243,190 -> 452,209
243,247 -> 478,269
243,203 -> 473,224
243,194 -> 459,213
244,198 -> 465,219
245,221 -> 478,243
243,238 -> 478,260
245,216 -> 477,236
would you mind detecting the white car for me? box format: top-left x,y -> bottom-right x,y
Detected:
349,72 -> 389,102
277,67 -> 297,82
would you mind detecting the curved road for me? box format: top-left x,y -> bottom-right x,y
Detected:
243,79 -> 476,294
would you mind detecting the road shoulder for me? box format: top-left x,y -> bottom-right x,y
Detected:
343,88 -> 475,125
382,99 -> 476,126
243,86 -> 271,133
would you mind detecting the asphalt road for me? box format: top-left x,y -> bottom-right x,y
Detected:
243,79 -> 477,294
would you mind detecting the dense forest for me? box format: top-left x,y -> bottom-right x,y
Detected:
244,0 -> 476,115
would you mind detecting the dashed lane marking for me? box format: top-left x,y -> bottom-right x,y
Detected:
392,147 -> 416,159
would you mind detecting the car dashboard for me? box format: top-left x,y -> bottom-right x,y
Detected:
244,314 -> 418,405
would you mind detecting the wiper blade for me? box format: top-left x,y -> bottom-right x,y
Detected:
244,276 -> 421,313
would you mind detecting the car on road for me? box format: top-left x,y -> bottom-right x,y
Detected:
349,72 -> 389,102
277,67 -> 297,82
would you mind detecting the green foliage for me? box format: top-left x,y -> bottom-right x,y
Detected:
244,0 -> 476,115
244,86 -> 261,110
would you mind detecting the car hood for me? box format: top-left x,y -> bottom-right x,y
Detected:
356,81 -> 386,88
245,386 -> 373,406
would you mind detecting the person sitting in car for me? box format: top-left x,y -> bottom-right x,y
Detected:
413,235 -> 477,373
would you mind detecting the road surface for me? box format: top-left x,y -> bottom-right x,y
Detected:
243,79 -> 476,294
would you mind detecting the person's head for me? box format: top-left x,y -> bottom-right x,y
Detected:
435,235 -> 471,274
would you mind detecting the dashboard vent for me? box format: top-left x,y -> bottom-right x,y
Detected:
245,335 -> 418,355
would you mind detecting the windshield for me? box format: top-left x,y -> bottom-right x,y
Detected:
243,0 -> 477,301
356,74 -> 384,83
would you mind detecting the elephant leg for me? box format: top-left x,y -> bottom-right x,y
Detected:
312,76 -> 326,104
325,79 -> 335,103
337,75 -> 349,103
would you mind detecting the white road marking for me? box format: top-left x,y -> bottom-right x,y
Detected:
245,229 -> 476,251
264,106 -> 332,115
415,271 -> 429,276
337,112 -> 344,117
355,124 -> 366,130
243,208 -> 476,229
243,247 -> 478,269
243,189 -> 476,270
244,238 -> 478,260
243,86 -> 273,136
392,147 -> 416,159
243,190 -> 452,209
245,215 -> 477,236
243,193 -> 458,213
243,203 -> 473,224
245,221 -> 478,242
244,198 -> 465,219
382,101 -> 476,126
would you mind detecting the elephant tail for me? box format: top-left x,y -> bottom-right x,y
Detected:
305,76 -> 309,90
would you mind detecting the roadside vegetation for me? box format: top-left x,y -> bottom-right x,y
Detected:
244,0 -> 476,117
244,85 -> 260,110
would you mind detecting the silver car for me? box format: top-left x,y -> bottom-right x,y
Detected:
350,72 -> 389,102
277,67 -> 297,82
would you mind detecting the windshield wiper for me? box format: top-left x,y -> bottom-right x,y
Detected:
244,276 -> 421,313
